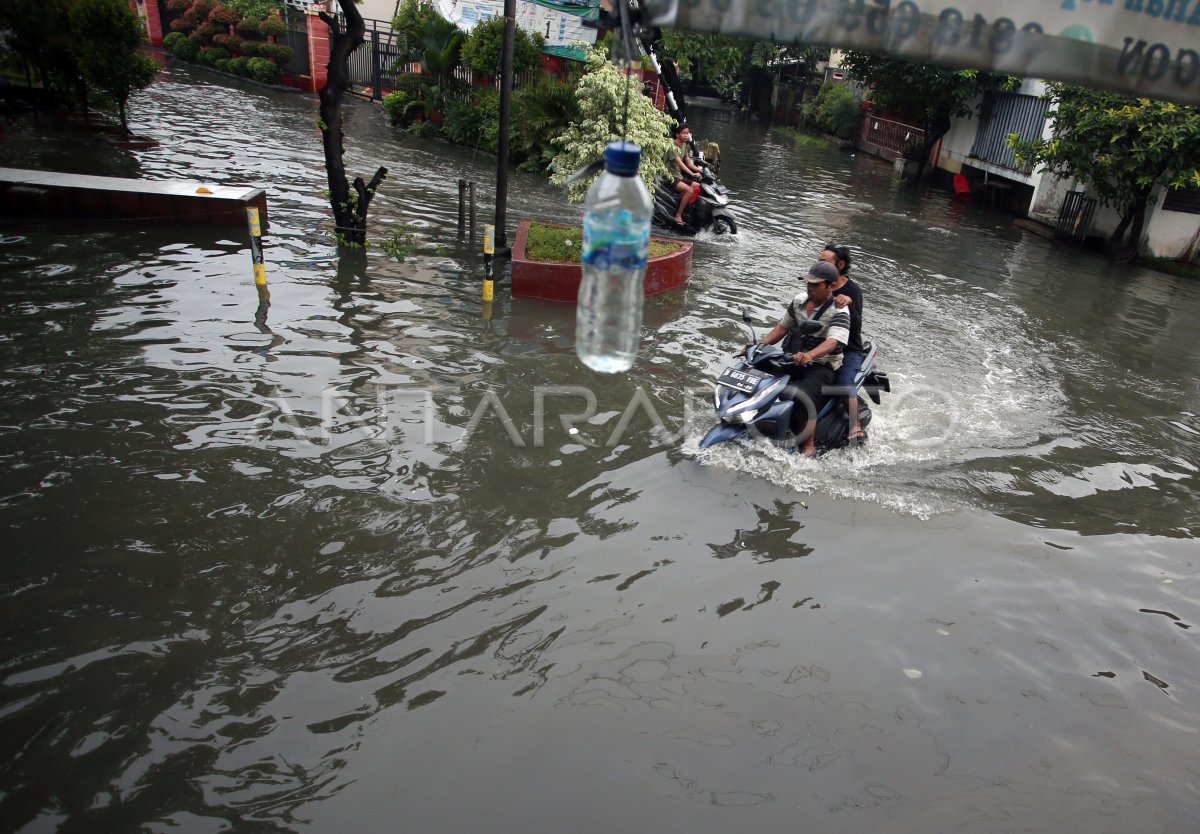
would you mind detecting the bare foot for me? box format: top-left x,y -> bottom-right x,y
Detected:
801,446 -> 817,457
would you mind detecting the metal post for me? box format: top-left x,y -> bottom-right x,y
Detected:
494,0 -> 516,252
246,207 -> 267,288
480,225 -> 494,316
370,29 -> 382,101
458,178 -> 467,233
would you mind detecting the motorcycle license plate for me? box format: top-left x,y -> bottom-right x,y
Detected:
717,367 -> 767,393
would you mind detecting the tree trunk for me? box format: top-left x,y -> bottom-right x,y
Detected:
1112,188 -> 1151,264
318,2 -> 388,248
1109,211 -> 1132,243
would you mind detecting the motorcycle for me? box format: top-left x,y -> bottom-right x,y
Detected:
652,161 -> 738,236
699,310 -> 892,453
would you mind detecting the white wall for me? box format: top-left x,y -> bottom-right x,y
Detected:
1143,185 -> 1200,258
934,97 -> 981,175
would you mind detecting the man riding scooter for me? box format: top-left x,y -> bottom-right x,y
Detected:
753,261 -> 850,456
665,124 -> 703,226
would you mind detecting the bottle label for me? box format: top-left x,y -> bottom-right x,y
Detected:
582,209 -> 650,271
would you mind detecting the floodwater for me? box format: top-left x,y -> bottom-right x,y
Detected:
2,65 -> 1198,832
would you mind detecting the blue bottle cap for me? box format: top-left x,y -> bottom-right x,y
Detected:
605,142 -> 641,176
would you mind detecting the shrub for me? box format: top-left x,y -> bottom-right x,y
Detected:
383,91 -> 412,125
808,81 -> 861,140
212,33 -> 242,51
208,4 -> 240,25
239,40 -> 263,57
189,0 -> 216,19
512,74 -> 579,171
215,58 -> 233,72
229,56 -> 252,76
257,42 -> 293,64
236,17 -> 261,37
443,93 -> 491,145
166,0 -> 192,11
169,17 -> 196,33
247,56 -> 279,83
163,31 -> 188,50
461,16 -> 544,77
201,46 -> 230,65
260,13 -> 286,38
169,36 -> 201,61
194,21 -> 222,41
226,0 -> 284,16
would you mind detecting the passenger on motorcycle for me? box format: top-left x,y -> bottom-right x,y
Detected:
820,243 -> 867,446
666,124 -> 703,226
755,261 -> 851,456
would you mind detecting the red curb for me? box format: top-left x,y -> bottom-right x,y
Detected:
511,219 -> 692,303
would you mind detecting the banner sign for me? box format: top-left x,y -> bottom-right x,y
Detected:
643,0 -> 1200,104
438,0 -> 598,61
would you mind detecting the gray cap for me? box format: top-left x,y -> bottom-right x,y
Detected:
804,261 -> 839,284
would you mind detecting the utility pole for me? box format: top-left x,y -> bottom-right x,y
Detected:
493,0 -> 516,253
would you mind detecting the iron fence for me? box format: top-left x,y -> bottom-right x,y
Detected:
858,115 -> 925,157
279,8 -> 310,78
1056,191 -> 1096,243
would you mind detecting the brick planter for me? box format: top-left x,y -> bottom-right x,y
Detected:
511,219 -> 692,303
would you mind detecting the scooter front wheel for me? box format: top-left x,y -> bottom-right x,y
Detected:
712,216 -> 737,235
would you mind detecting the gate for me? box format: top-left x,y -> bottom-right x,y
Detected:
342,15 -> 404,101
1056,191 -> 1096,243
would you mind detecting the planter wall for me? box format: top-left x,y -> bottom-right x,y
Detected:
511,219 -> 692,303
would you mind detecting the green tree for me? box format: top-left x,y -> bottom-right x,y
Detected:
0,0 -> 85,107
656,31 -> 828,105
69,0 -> 158,133
841,52 -> 1017,183
548,47 -> 675,201
1011,85 -> 1200,262
392,0 -> 440,53
461,16 -> 544,78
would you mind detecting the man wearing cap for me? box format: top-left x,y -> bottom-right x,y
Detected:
754,261 -> 851,456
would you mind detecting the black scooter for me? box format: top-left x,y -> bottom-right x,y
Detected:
699,310 -> 892,453
652,162 -> 737,236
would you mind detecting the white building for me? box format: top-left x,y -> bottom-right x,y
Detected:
933,80 -> 1200,260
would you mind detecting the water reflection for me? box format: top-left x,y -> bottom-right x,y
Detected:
1,69 -> 1198,834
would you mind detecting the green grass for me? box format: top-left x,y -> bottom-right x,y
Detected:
773,126 -> 834,150
1139,256 -> 1200,281
524,221 -> 679,263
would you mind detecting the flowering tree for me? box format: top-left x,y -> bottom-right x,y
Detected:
549,47 -> 675,201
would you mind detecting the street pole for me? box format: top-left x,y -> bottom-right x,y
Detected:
494,0 -> 515,253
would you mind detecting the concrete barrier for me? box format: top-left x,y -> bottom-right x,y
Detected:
0,167 -> 268,230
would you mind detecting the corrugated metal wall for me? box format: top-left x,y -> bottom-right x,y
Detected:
969,93 -> 1050,174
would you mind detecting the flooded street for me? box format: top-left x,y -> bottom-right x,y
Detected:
2,65 -> 1198,832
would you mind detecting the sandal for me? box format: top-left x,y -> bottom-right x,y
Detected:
847,428 -> 867,447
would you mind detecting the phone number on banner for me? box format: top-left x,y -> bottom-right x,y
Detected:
686,0 -> 1047,55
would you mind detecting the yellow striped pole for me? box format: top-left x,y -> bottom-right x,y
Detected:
247,207 -> 267,287
483,224 -> 495,303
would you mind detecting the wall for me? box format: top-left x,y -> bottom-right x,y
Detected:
1144,184 -> 1200,258
934,100 -> 981,175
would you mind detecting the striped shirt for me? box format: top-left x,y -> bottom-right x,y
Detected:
778,292 -> 851,369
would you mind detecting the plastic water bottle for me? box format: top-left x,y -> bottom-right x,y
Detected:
576,141 -> 653,373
